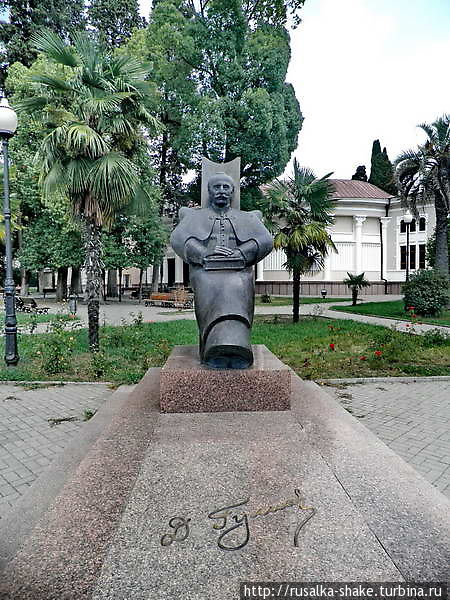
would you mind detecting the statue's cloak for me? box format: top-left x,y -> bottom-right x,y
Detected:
170,207 -> 273,264
170,206 -> 273,360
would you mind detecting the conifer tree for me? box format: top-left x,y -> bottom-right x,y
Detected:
88,0 -> 143,47
0,0 -> 85,85
368,139 -> 397,195
351,165 -> 367,181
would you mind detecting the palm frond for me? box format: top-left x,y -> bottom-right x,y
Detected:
15,96 -> 49,114
66,123 -> 110,158
30,74 -> 74,93
89,152 -> 139,213
108,55 -> 152,82
82,91 -> 134,116
31,29 -> 79,68
40,160 -> 66,196
66,158 -> 94,195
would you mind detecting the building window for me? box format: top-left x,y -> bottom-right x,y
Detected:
419,217 -> 426,231
419,244 -> 426,269
400,245 -> 421,270
400,245 -> 407,270
400,218 -> 418,233
409,245 -> 416,269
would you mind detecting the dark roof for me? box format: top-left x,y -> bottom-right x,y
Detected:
329,179 -> 394,200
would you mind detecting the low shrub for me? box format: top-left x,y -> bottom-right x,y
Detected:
402,269 -> 449,316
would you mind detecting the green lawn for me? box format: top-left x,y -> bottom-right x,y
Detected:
331,300 -> 450,327
255,296 -> 351,306
1,316 -> 448,384
0,311 -> 75,326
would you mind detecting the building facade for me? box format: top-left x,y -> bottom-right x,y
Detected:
122,179 -> 435,293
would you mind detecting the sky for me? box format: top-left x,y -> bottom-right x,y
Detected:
139,0 -> 450,179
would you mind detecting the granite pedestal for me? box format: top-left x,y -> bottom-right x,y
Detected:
160,344 -> 291,413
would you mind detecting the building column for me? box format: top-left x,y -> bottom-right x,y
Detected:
353,216 -> 366,273
323,253 -> 331,281
379,217 -> 391,280
174,255 -> 184,285
162,258 -> 168,284
256,259 -> 264,281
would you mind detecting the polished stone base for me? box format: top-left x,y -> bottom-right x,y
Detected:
159,344 -> 291,413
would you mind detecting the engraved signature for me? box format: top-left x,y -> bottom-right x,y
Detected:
160,517 -> 191,547
160,489 -> 315,552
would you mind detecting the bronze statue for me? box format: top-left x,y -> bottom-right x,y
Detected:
171,172 -> 273,369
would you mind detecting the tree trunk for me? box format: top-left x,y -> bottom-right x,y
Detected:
352,288 -> 358,306
20,269 -> 29,296
56,266 -> 68,301
107,269 -> 118,298
138,268 -> 143,304
118,267 -> 123,302
435,195 -> 449,277
151,262 -> 160,292
84,219 -> 102,352
70,267 -> 82,295
292,269 -> 301,323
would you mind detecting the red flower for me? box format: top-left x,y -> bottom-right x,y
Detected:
412,314 -> 417,319
329,343 -> 335,351
359,356 -> 367,361
374,350 -> 382,357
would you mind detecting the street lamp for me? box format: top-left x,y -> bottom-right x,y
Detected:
403,209 -> 413,283
0,96 -> 18,366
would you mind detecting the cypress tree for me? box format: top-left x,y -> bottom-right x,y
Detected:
368,139 -> 397,195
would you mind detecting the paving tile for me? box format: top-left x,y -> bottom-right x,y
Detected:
330,380 -> 450,500
0,383 -> 113,519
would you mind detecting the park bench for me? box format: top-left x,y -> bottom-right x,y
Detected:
42,288 -> 56,299
145,288 -> 193,309
14,296 -> 50,314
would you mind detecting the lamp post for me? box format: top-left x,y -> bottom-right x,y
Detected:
403,210 -> 413,283
0,96 -> 18,366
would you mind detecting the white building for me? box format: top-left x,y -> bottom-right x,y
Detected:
123,179 -> 435,296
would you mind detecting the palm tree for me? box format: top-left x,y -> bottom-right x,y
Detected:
17,30 -> 160,350
265,160 -> 336,323
395,115 -> 450,277
343,272 -> 370,306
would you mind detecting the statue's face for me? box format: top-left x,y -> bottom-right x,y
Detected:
208,176 -> 234,210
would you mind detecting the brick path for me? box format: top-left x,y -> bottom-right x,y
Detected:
0,383 -> 113,518
326,379 -> 450,497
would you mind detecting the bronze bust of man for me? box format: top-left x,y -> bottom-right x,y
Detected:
171,172 -> 273,369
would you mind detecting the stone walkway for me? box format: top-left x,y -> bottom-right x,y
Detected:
15,294 -> 450,336
0,383 -> 113,518
326,379 -> 450,497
